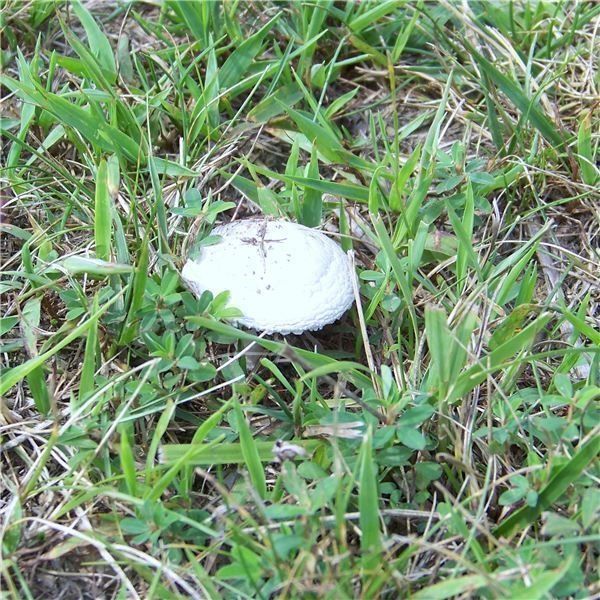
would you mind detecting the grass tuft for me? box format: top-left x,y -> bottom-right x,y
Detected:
1,1 -> 598,597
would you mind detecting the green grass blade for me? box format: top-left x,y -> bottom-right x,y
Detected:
24,365 -> 50,415
146,155 -> 169,255
94,159 -> 111,261
160,440 -> 322,465
298,360 -> 372,383
494,434 -> 600,539
448,181 -> 479,287
371,215 -> 419,340
358,427 -> 381,566
389,144 -> 420,213
71,0 -> 117,82
450,313 -> 552,403
118,240 -> 149,345
412,575 -> 489,600
247,83 -> 303,122
234,399 -> 267,499
424,305 -> 452,398
279,104 -> 345,163
145,399 -> 177,479
6,57 -> 36,171
0,317 -> 19,336
463,40 -> 565,148
298,0 -> 331,76
78,293 -> 99,405
62,27 -> 115,90
237,164 -> 370,202
187,316 -> 373,390
119,427 -> 138,496
220,14 -> 280,91
449,311 -> 478,378
577,113 -> 598,185
480,72 -> 507,152
20,298 -> 49,414
0,291 -> 123,396
301,145 -> 322,227
348,0 -> 400,33
560,304 -> 600,345
203,36 -> 220,130
392,0 -> 421,62
1,71 -> 141,162
280,174 -> 369,203
167,0 -> 217,46
494,239 -> 541,306
60,256 -> 133,276
508,557 -> 574,599
148,436 -> 226,502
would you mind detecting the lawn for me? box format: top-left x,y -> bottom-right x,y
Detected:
1,1 -> 599,598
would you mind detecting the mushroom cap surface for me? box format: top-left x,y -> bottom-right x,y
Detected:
181,219 -> 354,334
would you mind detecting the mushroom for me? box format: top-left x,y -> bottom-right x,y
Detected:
181,219 -> 354,334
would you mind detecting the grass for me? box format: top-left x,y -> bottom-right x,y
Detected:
1,0 -> 599,598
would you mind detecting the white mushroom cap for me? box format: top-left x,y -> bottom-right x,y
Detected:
181,219 -> 354,334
